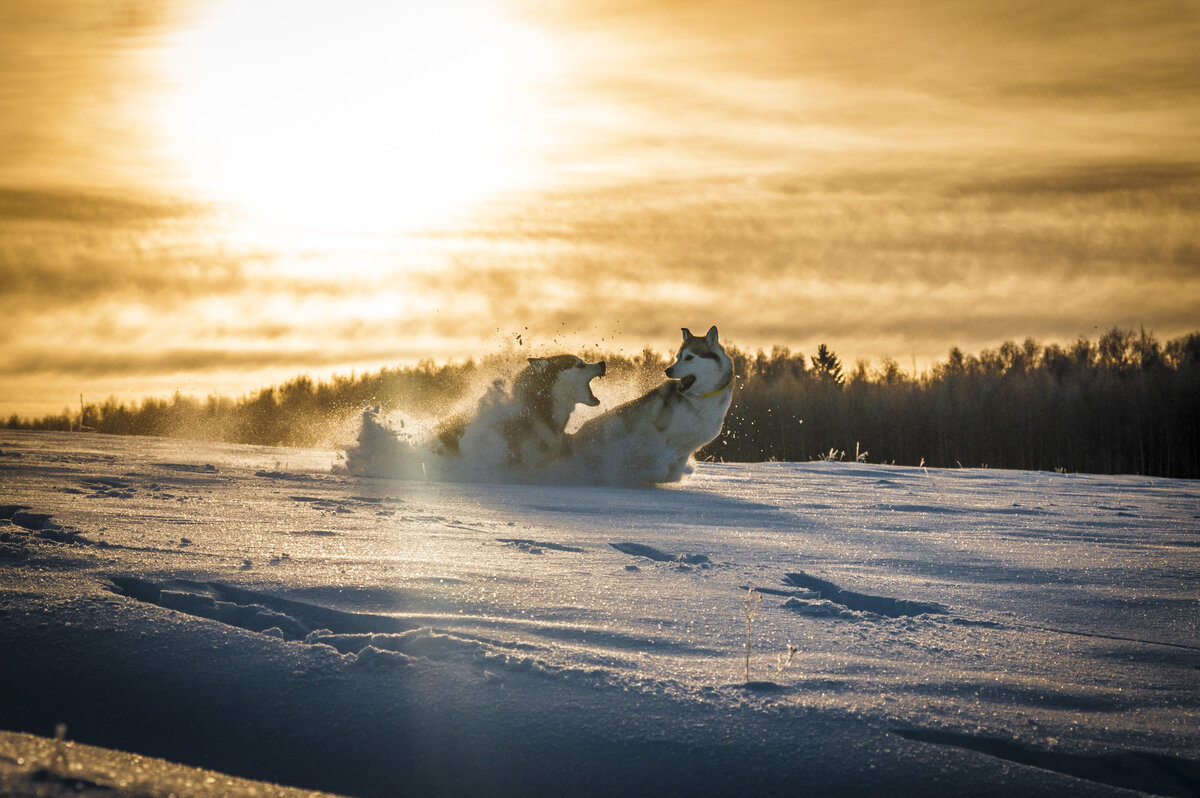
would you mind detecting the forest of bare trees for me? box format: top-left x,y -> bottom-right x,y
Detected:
8,328 -> 1199,478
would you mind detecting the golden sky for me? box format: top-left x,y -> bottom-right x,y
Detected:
2,0 -> 1198,417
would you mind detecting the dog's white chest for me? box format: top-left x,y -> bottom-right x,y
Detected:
665,393 -> 730,454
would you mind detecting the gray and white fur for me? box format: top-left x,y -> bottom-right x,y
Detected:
571,326 -> 733,483
437,355 -> 606,469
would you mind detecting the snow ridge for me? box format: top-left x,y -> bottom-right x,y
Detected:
895,728 -> 1200,798
783,571 -> 948,618
108,577 -> 612,685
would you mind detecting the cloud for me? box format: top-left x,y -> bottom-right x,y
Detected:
947,161 -> 1200,197
0,221 -> 250,310
473,163 -> 1200,275
0,0 -> 180,187
0,187 -> 198,224
518,0 -> 1200,186
0,344 -> 408,378
533,0 -> 1200,88
3,157 -> 1195,391
2,0 -> 1198,416
414,161 -> 1200,361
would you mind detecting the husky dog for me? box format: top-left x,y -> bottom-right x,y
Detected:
436,355 -> 606,469
571,326 -> 733,483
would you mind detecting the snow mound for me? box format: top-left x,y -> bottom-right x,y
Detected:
782,596 -> 865,620
308,627 -> 484,662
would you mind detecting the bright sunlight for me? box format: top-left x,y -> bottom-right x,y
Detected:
160,0 -> 559,233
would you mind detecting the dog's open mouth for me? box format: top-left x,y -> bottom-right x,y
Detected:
586,363 -> 605,406
678,375 -> 696,391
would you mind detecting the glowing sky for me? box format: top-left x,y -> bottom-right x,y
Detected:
2,0 -> 1198,417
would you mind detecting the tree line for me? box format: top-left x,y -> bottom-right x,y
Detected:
8,328 -> 1199,478
711,328 -> 1199,479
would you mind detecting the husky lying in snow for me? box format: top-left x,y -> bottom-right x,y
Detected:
571,326 -> 733,483
436,355 -> 606,469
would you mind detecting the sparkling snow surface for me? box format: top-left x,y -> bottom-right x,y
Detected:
1,430 -> 1197,797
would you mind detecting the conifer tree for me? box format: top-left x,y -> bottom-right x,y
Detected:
811,344 -> 845,385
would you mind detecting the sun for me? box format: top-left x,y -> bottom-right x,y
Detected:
160,0 -> 557,233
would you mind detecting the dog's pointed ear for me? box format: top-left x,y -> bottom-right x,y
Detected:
705,326 -> 719,344
681,328 -> 694,341
527,357 -> 547,370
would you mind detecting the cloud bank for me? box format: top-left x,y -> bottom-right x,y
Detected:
1,0 -> 1197,416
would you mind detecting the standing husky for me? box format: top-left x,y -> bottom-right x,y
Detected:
571,326 -> 733,483
436,355 -> 606,469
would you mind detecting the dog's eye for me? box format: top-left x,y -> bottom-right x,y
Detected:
685,354 -> 694,361
575,362 -> 584,368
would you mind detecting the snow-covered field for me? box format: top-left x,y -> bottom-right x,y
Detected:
1,429 -> 1197,797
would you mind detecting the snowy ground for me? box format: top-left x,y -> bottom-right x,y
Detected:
1,429 -> 1198,797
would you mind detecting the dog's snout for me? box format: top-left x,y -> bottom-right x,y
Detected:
598,361 -> 607,376
665,365 -> 675,378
